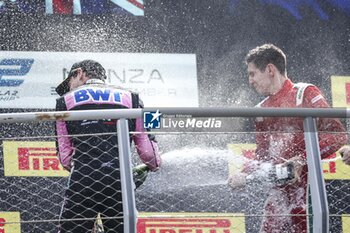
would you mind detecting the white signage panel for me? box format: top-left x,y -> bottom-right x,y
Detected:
0,51 -> 198,108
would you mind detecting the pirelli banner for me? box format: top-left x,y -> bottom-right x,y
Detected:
137,213 -> 246,233
0,51 -> 198,108
2,141 -> 68,177
331,75 -> 350,107
227,143 -> 350,180
1,138 -> 349,232
0,212 -> 21,233
2,140 -> 349,179
330,76 -> 350,178
0,211 -> 245,233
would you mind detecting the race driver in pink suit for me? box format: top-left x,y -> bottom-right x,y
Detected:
55,60 -> 161,233
228,44 -> 347,232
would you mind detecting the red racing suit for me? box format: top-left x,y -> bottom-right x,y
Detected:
251,79 -> 347,233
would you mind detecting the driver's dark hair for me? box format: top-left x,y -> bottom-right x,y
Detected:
245,44 -> 287,75
69,60 -> 107,80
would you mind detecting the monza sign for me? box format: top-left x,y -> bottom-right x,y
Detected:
0,51 -> 198,109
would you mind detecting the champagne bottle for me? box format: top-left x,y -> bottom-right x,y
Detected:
246,162 -> 295,185
133,164 -> 150,189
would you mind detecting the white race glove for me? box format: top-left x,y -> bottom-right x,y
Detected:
339,146 -> 350,166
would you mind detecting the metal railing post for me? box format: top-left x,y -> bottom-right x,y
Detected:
117,118 -> 137,233
303,117 -> 329,233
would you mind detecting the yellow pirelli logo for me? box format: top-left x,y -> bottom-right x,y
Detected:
227,143 -> 350,180
0,212 -> 21,233
3,141 -> 69,177
137,212 -> 246,233
343,214 -> 350,233
322,149 -> 350,180
227,144 -> 255,175
331,76 -> 350,107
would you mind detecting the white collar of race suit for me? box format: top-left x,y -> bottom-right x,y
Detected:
85,78 -> 105,85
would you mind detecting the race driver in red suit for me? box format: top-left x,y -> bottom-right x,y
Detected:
228,44 -> 347,233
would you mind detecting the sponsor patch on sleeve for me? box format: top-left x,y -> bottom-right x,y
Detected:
311,94 -> 324,104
